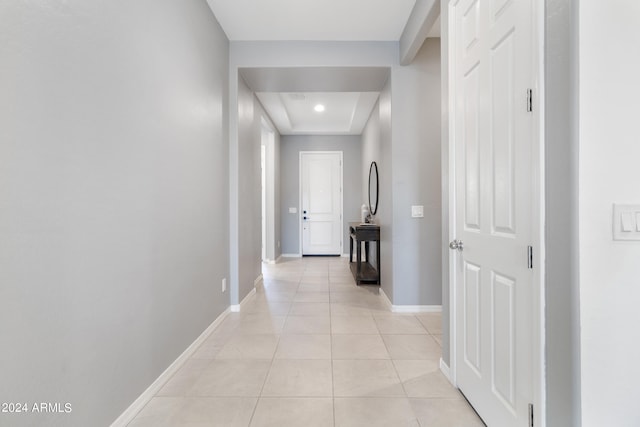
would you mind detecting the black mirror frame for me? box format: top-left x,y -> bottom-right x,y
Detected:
368,161 -> 379,216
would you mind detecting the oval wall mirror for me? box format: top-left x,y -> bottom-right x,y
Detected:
368,161 -> 379,216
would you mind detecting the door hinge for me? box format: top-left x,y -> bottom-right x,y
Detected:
527,89 -> 533,112
527,246 -> 533,269
528,403 -> 534,427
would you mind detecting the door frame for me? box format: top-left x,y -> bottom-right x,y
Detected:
261,143 -> 267,262
298,151 -> 344,256
261,118 -> 276,263
446,0 -> 546,424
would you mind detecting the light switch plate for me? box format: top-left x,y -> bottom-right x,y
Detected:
289,207 -> 297,214
613,204 -> 640,241
411,205 -> 424,218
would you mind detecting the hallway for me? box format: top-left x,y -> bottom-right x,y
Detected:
128,257 -> 483,426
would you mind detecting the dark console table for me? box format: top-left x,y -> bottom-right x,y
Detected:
348,222 -> 380,285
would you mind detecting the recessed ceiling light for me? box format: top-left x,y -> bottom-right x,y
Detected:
314,104 -> 325,113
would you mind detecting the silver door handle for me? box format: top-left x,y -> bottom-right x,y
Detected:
449,239 -> 464,251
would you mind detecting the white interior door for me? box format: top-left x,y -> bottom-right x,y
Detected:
450,0 -> 535,425
301,152 -> 342,255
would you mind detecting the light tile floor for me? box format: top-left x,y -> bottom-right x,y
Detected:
129,256 -> 485,427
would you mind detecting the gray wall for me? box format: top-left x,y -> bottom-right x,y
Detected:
544,0 -> 581,425
361,40 -> 441,306
232,76 -> 281,302
280,136 -> 362,255
274,128 -> 282,260
440,0 -> 451,365
361,81 -> 394,297
260,111 -> 282,263
390,38 -> 442,305
234,75 -> 263,303
0,1 -> 230,426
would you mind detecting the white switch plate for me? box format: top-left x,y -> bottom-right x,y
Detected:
289,207 -> 297,214
411,205 -> 424,218
222,278 -> 227,292
613,204 -> 640,241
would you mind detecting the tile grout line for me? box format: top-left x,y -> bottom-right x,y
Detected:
329,262 -> 337,427
250,258 -> 451,426
245,272 -> 291,427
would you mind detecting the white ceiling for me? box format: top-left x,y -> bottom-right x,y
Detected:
210,1 -> 440,136
206,0 -> 417,41
242,67 -> 389,135
256,92 -> 380,135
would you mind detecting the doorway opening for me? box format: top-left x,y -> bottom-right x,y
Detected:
261,118 -> 276,263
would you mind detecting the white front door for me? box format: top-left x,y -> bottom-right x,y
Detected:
450,0 -> 535,425
300,152 -> 342,255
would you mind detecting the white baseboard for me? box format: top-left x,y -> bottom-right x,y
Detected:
379,287 -> 392,309
281,253 -> 302,258
230,287 -> 256,312
391,305 -> 442,313
263,255 -> 284,264
110,307 -> 231,426
440,358 -> 454,385
380,288 -> 442,313
254,274 -> 263,286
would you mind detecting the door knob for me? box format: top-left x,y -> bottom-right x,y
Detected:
449,239 -> 464,251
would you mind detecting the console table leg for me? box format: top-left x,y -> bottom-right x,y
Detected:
364,241 -> 370,264
356,240 -> 362,283
349,235 -> 353,263
376,240 -> 381,285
